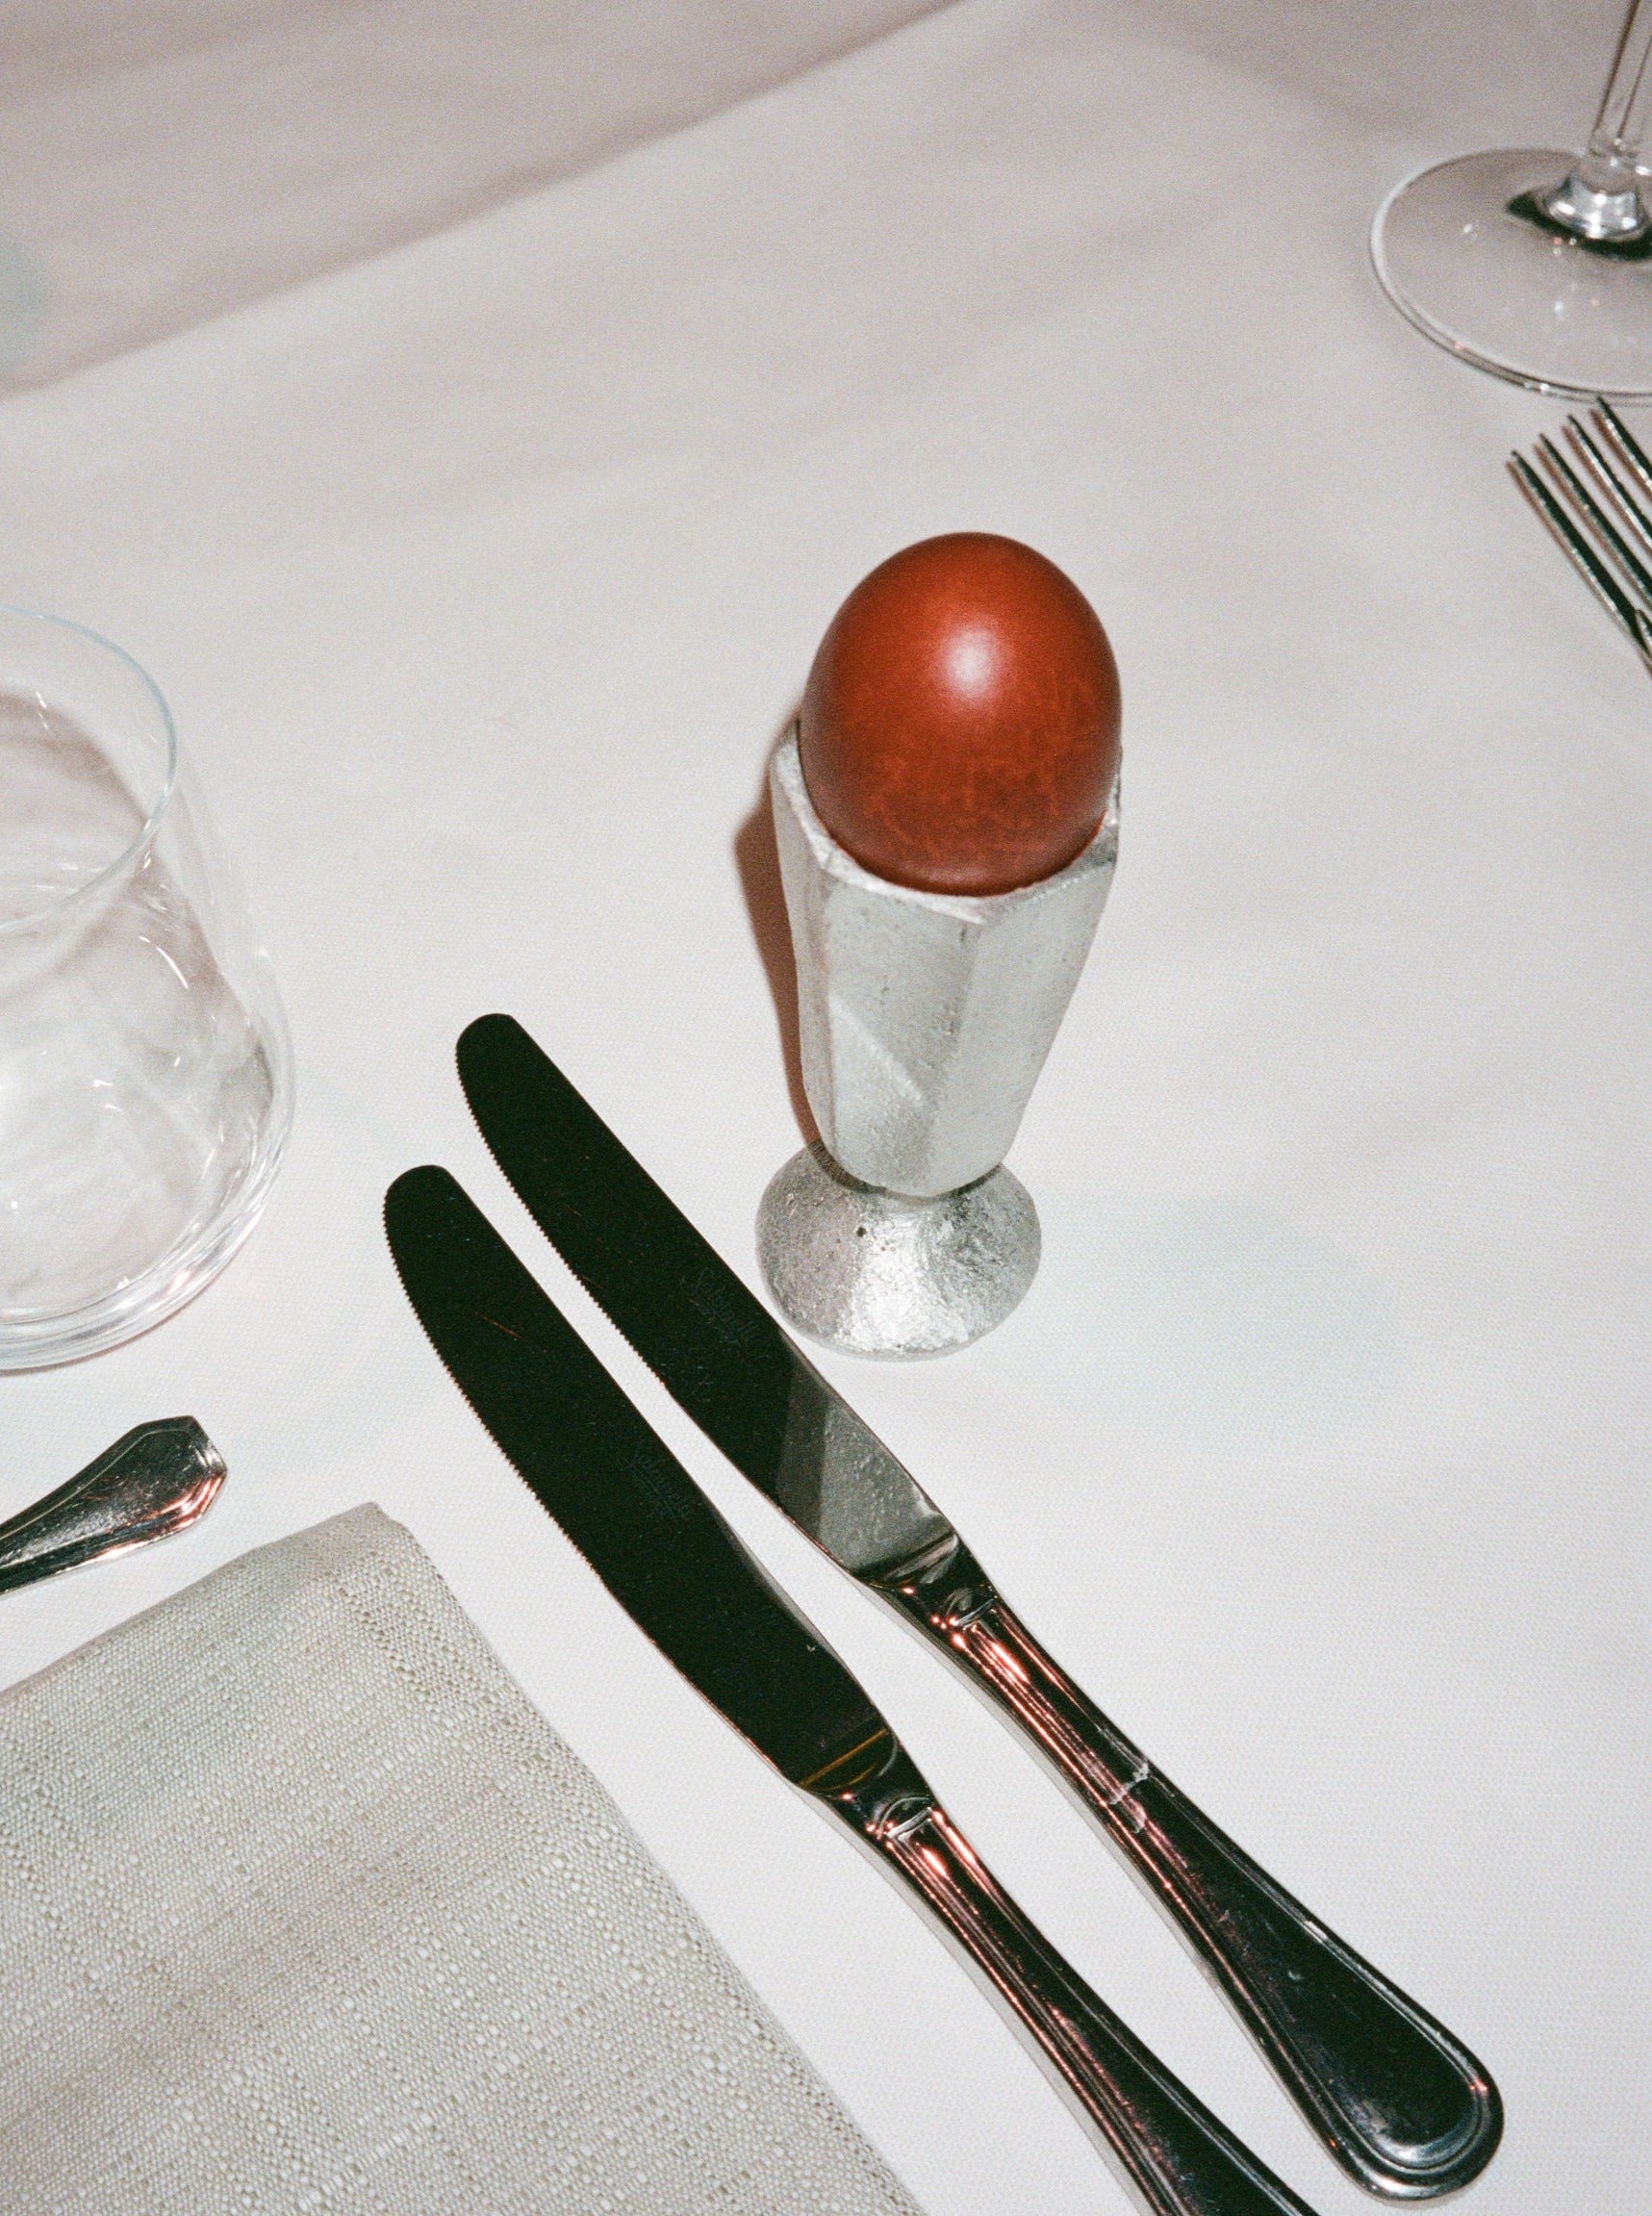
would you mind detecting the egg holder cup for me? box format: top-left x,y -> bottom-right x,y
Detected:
756,730 -> 1118,1358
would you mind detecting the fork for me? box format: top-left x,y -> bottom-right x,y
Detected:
1511,400 -> 1652,671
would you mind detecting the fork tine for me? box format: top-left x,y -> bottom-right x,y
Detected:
1510,453 -> 1652,668
1564,414 -> 1652,558
1536,433 -> 1652,602
1595,401 -> 1652,501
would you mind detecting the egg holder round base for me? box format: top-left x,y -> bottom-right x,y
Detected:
757,1146 -> 1039,1359
758,731 -> 1115,1359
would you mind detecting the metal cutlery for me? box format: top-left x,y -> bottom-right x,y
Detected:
455,1012 -> 1502,2200
1512,398 -> 1652,668
0,1418 -> 226,1595
387,1162 -> 1323,2216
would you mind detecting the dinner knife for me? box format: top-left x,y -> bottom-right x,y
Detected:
456,1012 -> 1502,2201
386,1163 -> 1320,2216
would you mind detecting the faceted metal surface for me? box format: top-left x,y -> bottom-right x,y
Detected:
755,1142 -> 1039,1358
770,729 -> 1117,1199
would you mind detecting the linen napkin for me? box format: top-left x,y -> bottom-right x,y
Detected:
0,1505 -> 927,2216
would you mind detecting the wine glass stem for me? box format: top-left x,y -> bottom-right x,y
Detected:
1544,0 -> 1652,238
1591,0 -> 1652,173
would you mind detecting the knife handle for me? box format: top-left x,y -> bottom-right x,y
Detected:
814,1739 -> 1318,2216
876,1542 -> 1500,2198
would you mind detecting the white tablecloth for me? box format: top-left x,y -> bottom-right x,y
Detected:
1,5 -> 1645,2212
0,0 -> 949,384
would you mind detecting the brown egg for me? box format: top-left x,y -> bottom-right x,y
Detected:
798,533 -> 1120,897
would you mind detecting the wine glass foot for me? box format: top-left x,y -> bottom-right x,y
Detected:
1373,147 -> 1652,398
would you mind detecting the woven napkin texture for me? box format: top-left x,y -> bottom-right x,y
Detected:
0,1505 -> 927,2216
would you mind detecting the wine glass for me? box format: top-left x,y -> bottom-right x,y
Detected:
0,609 -> 293,1367
1373,0 -> 1652,396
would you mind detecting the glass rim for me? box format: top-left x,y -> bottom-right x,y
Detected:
0,604 -> 180,938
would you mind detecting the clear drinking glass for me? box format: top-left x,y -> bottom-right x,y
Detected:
1373,0 -> 1652,396
0,609 -> 292,1367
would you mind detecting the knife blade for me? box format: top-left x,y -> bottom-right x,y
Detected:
456,1013 -> 1502,2201
385,1163 -> 1319,2216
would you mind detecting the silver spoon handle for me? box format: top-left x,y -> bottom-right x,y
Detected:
818,1742 -> 1318,2216
0,1418 -> 225,1593
881,1548 -> 1500,2197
